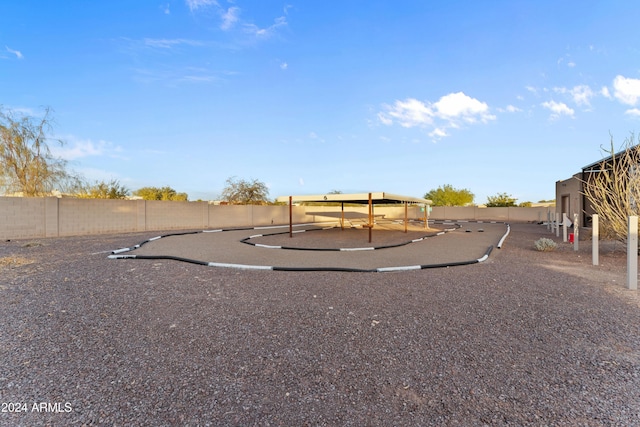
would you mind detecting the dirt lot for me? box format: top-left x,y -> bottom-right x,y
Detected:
0,223 -> 638,426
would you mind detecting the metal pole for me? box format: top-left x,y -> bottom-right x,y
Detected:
368,192 -> 372,243
289,196 -> 293,238
341,202 -> 344,231
573,213 -> 579,251
562,213 -> 568,242
404,201 -> 408,233
627,216 -> 638,290
592,214 -> 599,266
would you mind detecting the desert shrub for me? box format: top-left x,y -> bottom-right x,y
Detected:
534,238 -> 557,252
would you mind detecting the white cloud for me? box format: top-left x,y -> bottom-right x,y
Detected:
570,85 -> 594,106
51,138 -> 123,161
5,46 -> 23,59
433,92 -> 494,123
601,86 -> 612,99
185,0 -> 218,11
541,100 -> 574,119
379,98 -> 434,128
280,62 -> 288,70
185,1 -> 287,41
613,75 -> 640,106
429,128 -> 448,138
496,105 -> 522,113
625,108 -> 640,118
378,92 -> 494,139
244,16 -> 287,38
220,7 -> 240,30
555,85 -> 594,107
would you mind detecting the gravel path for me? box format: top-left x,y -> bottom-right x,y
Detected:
0,223 -> 638,426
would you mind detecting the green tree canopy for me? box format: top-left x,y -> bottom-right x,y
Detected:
221,177 -> 270,205
133,186 -> 188,201
0,106 -> 80,196
424,184 -> 474,206
77,179 -> 130,199
486,192 -> 517,207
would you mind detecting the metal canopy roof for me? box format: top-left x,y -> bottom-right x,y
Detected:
582,145 -> 640,171
276,192 -> 431,205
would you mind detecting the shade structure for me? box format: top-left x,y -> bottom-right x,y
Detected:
275,192 -> 431,206
275,192 -> 432,242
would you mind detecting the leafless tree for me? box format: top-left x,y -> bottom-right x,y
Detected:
581,133 -> 640,243
0,106 -> 80,196
221,177 -> 270,205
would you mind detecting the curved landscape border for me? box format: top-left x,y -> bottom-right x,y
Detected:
109,221 -> 510,272
239,221 -> 461,251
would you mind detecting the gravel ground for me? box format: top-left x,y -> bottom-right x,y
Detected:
0,223 -> 639,426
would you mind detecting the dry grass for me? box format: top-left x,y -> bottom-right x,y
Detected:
0,256 -> 35,271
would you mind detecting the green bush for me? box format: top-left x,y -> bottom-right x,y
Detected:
534,238 -> 557,252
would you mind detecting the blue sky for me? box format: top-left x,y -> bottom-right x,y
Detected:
2,1 -> 640,203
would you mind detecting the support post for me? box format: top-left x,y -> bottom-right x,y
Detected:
592,214 -> 599,266
627,216 -> 638,290
562,213 -> 568,242
289,196 -> 293,238
368,192 -> 372,243
547,210 -> 551,231
573,213 -> 579,251
404,201 -> 408,233
341,202 -> 344,231
424,204 -> 427,229
556,212 -> 560,237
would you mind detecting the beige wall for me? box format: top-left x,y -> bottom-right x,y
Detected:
429,206 -> 548,222
58,198 -> 139,236
555,174 -> 584,223
0,197 -> 551,240
0,197 -> 48,239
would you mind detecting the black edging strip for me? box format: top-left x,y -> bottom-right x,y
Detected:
132,254 -> 210,266
240,223 -> 462,251
109,222 -> 508,273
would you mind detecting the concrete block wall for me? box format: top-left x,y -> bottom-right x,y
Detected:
430,206 -> 548,222
146,200 -> 208,231
44,197 -> 59,237
58,198 -> 139,236
247,205 -> 295,227
0,197 -> 47,240
0,197 -> 552,240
